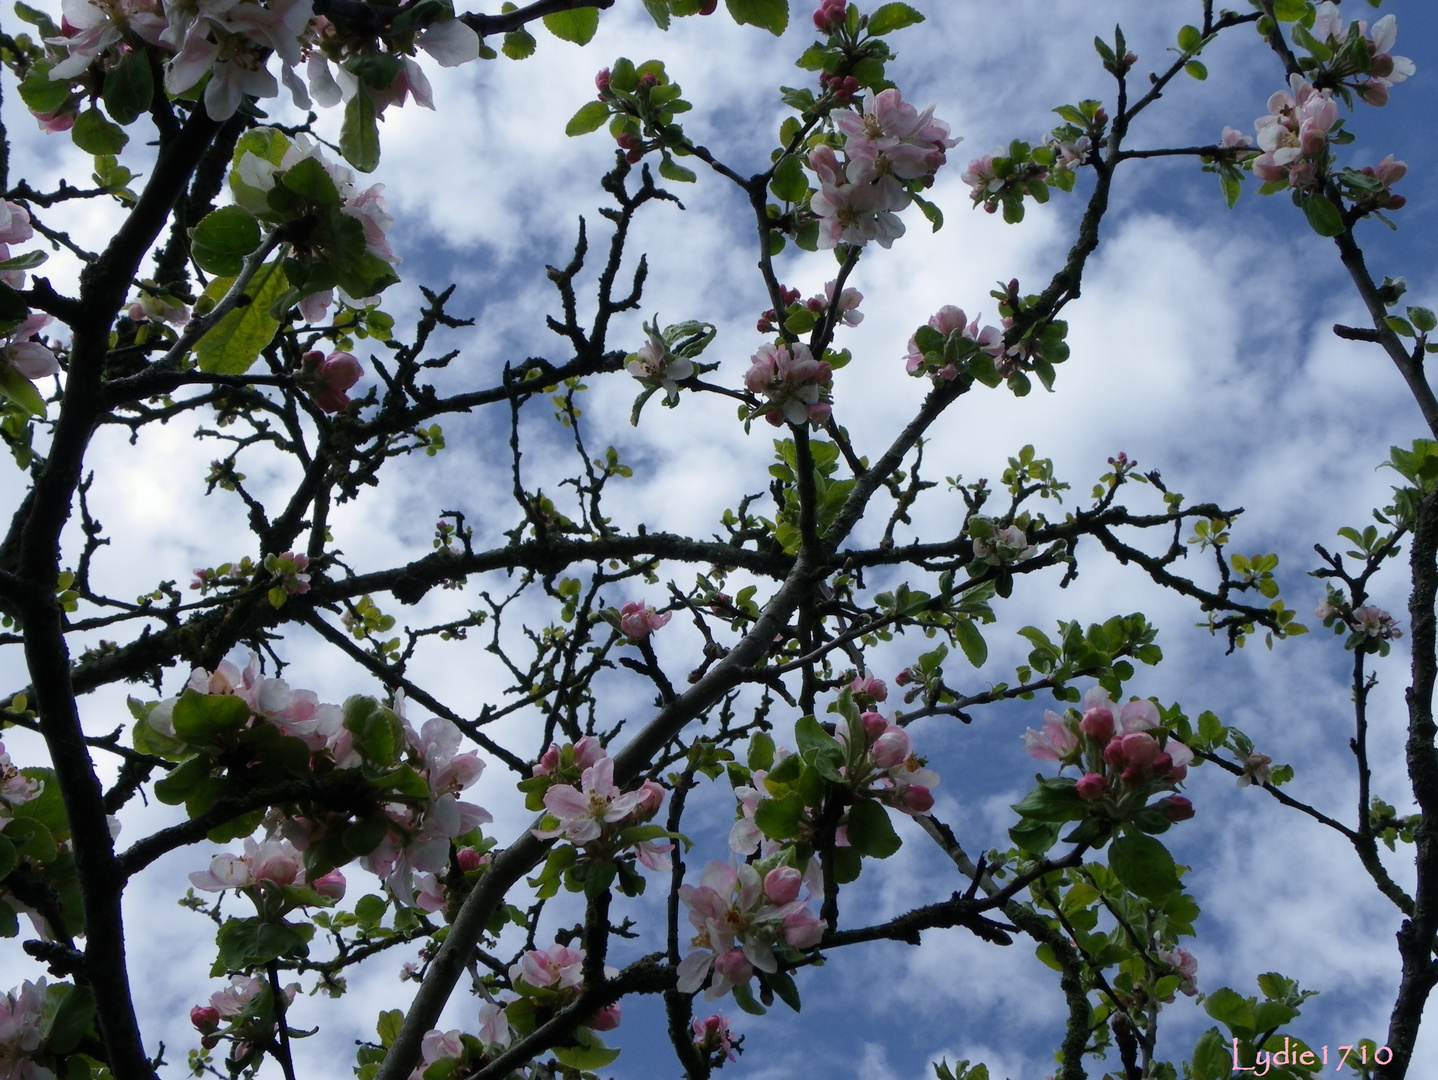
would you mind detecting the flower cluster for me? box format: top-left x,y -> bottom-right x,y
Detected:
1252,75 -> 1339,191
0,979 -> 48,1080
1156,947 -> 1199,999
148,663 -> 490,907
969,515 -> 1036,566
676,861 -> 825,1000
808,87 -> 959,249
1316,589 -> 1403,655
41,0 -> 479,128
189,974 -> 300,1066
757,281 -> 864,336
1310,3 -> 1414,107
298,350 -> 364,413
744,342 -> 833,428
0,741 -> 42,820
1023,688 -> 1193,812
529,738 -> 672,871
903,305 -> 1003,384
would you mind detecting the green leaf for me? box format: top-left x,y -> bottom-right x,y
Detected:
1108,834 -> 1181,899
191,206 -> 263,276
1408,305 -> 1436,333
1177,24 -> 1202,52
542,8 -> 600,44
0,365 -> 48,418
566,100 -> 610,136
1301,192 -> 1345,237
552,1040 -> 620,1071
43,984 -> 95,1055
845,799 -> 902,859
194,260 -> 287,375
867,2 -> 924,35
152,754 -> 213,805
102,48 -> 154,126
1011,777 -> 1088,823
18,67 -> 72,117
343,695 -> 403,767
725,0 -> 788,35
1190,1027 -> 1232,1080
754,792 -> 807,840
0,835 -> 14,881
748,732 -> 776,772
1203,986 -> 1255,1034
0,899 -> 16,938
71,109 -> 128,155
770,153 -> 808,202
213,917 -> 313,973
1009,817 -> 1059,855
340,90 -> 381,173
955,619 -> 987,668
355,893 -> 388,927
1185,60 -> 1208,80
281,156 -> 342,206
12,769 -> 68,842
643,0 -> 671,28
502,27 -> 537,59
659,155 -> 697,183
172,691 -> 253,744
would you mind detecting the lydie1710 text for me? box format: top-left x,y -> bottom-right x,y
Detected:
1231,1037 -> 1394,1074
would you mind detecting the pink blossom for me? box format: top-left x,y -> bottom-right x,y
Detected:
1158,947 -> 1198,997
188,836 -> 303,892
477,1001 -> 511,1048
810,174 -> 906,249
536,756 -> 647,844
1079,706 -> 1114,743
822,279 -> 864,325
0,980 -> 49,1080
1238,752 -> 1273,788
870,725 -> 913,771
589,1004 -> 622,1031
744,342 -> 833,426
510,943 -> 585,990
313,869 -> 346,900
301,349 -> 363,413
1155,795 -> 1195,822
0,203 -> 32,247
813,0 -> 846,33
849,668 -> 887,703
190,1005 -> 221,1032
3,314 -> 59,381
692,1014 -> 738,1063
619,599 -> 671,637
834,88 -> 960,186
764,866 -> 802,905
1021,710 -> 1079,762
1076,772 -> 1106,800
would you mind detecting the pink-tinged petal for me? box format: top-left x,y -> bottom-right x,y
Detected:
7,342 -> 59,379
676,950 -> 714,994
416,18 -> 480,66
544,784 -> 589,818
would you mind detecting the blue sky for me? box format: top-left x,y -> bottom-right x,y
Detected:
6,1 -> 1438,1078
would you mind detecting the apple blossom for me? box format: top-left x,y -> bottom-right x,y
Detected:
510,942 -> 585,991
1022,710 -> 1080,763
2,314 -> 60,381
1158,947 -> 1199,998
0,980 -> 49,1080
188,836 -> 303,892
619,599 -> 671,637
692,1014 -> 739,1063
535,755 -> 649,845
744,342 -> 833,427
627,328 -> 694,403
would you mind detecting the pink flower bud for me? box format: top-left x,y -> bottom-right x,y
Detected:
633,779 -> 666,820
894,668 -> 912,686
312,869 -> 346,899
860,711 -> 888,741
595,68 -> 611,92
1076,772 -> 1106,800
870,727 -> 913,770
534,744 -> 560,777
639,73 -> 658,88
1103,739 -> 1127,768
1121,765 -> 1145,787
1119,732 -> 1161,768
456,847 -> 486,872
1079,706 -> 1115,743
764,865 -> 802,905
590,1004 -> 622,1031
1156,795 -> 1195,821
901,785 -> 934,814
191,1005 -> 221,1032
